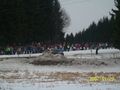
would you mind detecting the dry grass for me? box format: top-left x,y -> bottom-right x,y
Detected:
0,70 -> 120,84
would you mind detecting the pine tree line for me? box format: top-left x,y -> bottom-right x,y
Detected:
0,0 -> 70,46
66,17 -> 114,45
66,0 -> 120,49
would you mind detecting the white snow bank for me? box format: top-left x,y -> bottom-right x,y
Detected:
64,48 -> 120,56
64,48 -> 120,59
0,48 -> 120,59
0,53 -> 42,59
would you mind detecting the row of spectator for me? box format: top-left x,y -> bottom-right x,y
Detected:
0,42 -> 113,55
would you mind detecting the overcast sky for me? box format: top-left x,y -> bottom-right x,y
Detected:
59,0 -> 115,35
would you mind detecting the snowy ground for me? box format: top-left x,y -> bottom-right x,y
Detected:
0,48 -> 120,90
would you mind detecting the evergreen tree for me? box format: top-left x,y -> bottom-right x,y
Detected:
111,0 -> 120,49
73,17 -> 114,44
65,33 -> 74,45
0,0 -> 70,45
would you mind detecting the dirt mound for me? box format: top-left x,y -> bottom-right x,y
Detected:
38,51 -> 66,61
30,51 -> 72,65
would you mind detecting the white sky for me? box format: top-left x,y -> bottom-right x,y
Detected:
59,0 -> 115,35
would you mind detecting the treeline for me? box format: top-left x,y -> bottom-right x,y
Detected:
0,0 -> 119,49
66,17 -> 114,44
0,0 -> 70,46
111,0 -> 120,49
66,0 -> 120,49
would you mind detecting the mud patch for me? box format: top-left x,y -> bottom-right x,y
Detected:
0,70 -> 120,83
30,51 -> 73,65
30,60 -> 72,65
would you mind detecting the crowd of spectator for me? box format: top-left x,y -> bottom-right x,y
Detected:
0,42 -> 113,55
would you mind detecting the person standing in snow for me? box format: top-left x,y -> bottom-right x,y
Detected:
96,46 -> 99,55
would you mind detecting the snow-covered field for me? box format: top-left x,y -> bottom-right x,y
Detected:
0,48 -> 120,90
